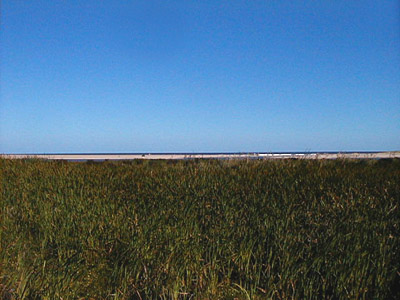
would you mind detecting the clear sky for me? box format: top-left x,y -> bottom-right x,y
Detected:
1,1 -> 399,153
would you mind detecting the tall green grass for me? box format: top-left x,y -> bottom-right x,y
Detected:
1,158 -> 399,299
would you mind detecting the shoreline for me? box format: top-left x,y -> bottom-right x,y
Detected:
1,151 -> 399,161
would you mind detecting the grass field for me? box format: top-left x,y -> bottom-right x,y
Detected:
1,158 -> 399,299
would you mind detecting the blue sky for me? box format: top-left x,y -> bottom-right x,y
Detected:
1,0 -> 399,153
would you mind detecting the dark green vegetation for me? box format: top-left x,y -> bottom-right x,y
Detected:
1,159 -> 399,299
